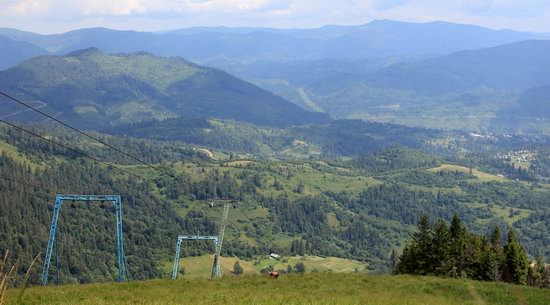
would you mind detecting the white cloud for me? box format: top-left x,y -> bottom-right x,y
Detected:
0,0 -> 549,33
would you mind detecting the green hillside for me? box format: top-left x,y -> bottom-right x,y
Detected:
0,49 -> 328,127
6,274 -> 550,305
108,118 -> 436,156
2,123 -> 550,287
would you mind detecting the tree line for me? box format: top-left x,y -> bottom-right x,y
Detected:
395,214 -> 550,288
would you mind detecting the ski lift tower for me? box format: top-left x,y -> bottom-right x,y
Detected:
172,201 -> 230,279
41,194 -> 129,285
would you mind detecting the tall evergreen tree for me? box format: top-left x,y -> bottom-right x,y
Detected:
390,249 -> 399,274
431,219 -> 450,275
448,214 -> 466,277
414,214 -> 433,275
478,237 -> 499,281
490,225 -> 504,280
503,228 -> 529,285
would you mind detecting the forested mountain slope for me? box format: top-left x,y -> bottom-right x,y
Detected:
302,40 -> 550,132
2,125 -> 550,284
0,49 -> 328,128
364,40 -> 550,93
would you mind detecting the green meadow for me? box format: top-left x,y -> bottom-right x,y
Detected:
7,274 -> 550,305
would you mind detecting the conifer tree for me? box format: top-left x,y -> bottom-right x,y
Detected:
464,234 -> 483,278
390,249 -> 399,273
412,214 -> 433,275
504,228 -> 529,285
490,225 -> 504,280
448,214 -> 466,277
478,237 -> 499,281
431,219 -> 450,275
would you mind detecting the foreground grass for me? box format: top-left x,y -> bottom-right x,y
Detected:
7,274 -> 550,305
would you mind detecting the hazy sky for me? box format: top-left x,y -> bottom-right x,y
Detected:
1,0 -> 550,34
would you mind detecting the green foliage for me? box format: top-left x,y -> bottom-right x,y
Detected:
0,49 -> 327,127
351,146 -> 441,173
232,261 -> 244,275
2,123 -> 550,284
110,119 -> 437,157
294,262 -> 306,274
503,228 -> 529,285
396,214 -> 538,288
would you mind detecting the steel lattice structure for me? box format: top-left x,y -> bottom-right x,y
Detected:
211,203 -> 230,278
171,235 -> 219,279
172,203 -> 231,279
41,194 -> 129,285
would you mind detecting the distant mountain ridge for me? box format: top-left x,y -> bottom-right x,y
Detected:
364,40 -> 550,93
0,20 -> 547,69
302,39 -> 550,133
1,20 -> 550,133
0,35 -> 49,70
0,49 -> 328,128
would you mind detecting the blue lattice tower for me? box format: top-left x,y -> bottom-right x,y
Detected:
211,203 -> 230,278
41,194 -> 128,285
171,235 -> 219,279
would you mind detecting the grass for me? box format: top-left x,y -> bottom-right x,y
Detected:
165,255 -> 367,279
267,256 -> 366,273
7,274 -> 550,305
491,205 -> 533,226
1,251 -> 41,305
164,255 -> 258,279
0,141 -> 44,171
428,164 -> 506,182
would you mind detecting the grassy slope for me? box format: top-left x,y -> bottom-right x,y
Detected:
166,255 -> 367,279
8,274 -> 550,305
428,164 -> 506,182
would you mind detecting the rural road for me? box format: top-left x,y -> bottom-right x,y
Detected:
0,100 -> 62,122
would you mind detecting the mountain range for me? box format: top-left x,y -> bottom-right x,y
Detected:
1,20 -> 550,133
302,39 -> 550,132
0,20 -> 546,69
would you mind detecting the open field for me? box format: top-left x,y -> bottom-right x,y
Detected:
166,255 -> 367,278
428,164 -> 507,182
7,274 -> 550,305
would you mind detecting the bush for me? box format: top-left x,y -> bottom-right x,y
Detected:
233,261 -> 244,275
295,262 -> 306,274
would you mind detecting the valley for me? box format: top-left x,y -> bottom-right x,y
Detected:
2,122 -> 550,285
1,14 -> 550,304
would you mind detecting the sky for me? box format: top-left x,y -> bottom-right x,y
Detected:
1,0 -> 550,34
